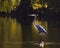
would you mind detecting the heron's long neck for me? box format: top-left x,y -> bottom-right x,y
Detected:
34,14 -> 38,24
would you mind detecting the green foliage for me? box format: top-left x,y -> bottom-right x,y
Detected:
0,0 -> 21,13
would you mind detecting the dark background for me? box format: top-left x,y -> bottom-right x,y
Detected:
0,0 -> 60,48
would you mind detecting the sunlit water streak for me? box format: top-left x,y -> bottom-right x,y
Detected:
0,17 -> 22,48
0,17 -> 60,48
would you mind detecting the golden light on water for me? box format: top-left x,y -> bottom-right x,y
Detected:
0,17 -> 22,48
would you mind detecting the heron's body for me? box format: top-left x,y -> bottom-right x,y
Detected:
34,24 -> 47,35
